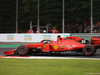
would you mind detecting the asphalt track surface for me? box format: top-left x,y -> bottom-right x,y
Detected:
0,48 -> 100,58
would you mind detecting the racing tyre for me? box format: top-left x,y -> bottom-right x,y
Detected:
83,44 -> 95,56
17,45 -> 29,56
94,47 -> 97,53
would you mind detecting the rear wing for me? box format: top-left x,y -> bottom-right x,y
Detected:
90,37 -> 100,47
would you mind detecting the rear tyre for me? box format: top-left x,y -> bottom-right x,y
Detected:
17,45 -> 29,56
83,44 -> 95,56
94,47 -> 97,53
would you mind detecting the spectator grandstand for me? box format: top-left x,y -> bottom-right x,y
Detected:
0,0 -> 100,33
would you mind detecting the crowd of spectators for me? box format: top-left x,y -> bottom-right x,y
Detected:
18,19 -> 100,33
47,19 -> 100,33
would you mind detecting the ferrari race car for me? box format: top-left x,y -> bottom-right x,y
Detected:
4,36 -> 100,56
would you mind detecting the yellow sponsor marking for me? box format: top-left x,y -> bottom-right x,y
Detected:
53,45 -> 58,50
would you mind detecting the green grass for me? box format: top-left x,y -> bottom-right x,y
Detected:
0,58 -> 100,75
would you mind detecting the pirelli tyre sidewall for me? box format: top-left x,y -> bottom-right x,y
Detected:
17,45 -> 29,56
83,44 -> 95,56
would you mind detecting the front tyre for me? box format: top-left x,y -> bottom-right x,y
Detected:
17,45 -> 29,56
83,45 -> 95,56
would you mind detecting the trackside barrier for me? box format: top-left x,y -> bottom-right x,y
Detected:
0,33 -> 100,42
0,33 -> 70,42
71,33 -> 100,41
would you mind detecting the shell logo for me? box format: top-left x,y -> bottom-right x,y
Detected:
53,45 -> 58,50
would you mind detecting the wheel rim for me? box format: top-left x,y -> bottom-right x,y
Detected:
18,47 -> 26,54
17,46 -> 27,55
84,46 -> 93,55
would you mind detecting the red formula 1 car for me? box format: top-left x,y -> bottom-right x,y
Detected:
4,36 -> 100,56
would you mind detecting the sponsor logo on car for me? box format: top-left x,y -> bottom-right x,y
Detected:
43,45 -> 46,48
53,45 -> 58,50
61,45 -> 64,49
66,44 -> 77,49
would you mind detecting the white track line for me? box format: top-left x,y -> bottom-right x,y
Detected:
2,56 -> 100,60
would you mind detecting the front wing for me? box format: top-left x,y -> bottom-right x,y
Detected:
4,49 -> 17,55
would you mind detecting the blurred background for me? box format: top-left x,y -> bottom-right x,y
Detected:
0,0 -> 100,33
